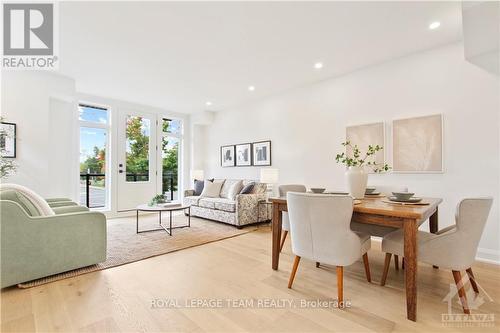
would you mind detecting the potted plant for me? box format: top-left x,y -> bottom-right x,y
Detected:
335,141 -> 390,198
149,194 -> 167,206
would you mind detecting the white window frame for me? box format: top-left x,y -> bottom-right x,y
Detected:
78,103 -> 111,210
158,117 -> 183,202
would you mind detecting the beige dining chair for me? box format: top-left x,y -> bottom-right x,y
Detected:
286,193 -> 372,306
278,184 -> 307,252
350,185 -> 408,269
380,197 -> 493,314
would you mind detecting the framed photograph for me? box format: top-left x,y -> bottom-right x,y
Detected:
346,122 -> 385,173
221,145 -> 235,167
253,140 -> 271,166
392,114 -> 443,173
0,122 -> 16,158
235,143 -> 252,166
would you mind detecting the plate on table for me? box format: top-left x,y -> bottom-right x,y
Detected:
326,191 -> 349,195
388,196 -> 422,203
365,192 -> 381,196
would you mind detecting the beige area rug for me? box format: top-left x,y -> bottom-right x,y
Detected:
18,214 -> 259,288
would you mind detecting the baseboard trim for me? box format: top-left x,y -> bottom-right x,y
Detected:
476,248 -> 500,265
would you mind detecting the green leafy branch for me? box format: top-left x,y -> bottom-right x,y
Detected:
335,141 -> 391,173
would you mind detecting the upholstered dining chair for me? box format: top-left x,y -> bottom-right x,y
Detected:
278,184 -> 307,252
286,193 -> 372,306
351,185 -> 408,269
380,197 -> 493,314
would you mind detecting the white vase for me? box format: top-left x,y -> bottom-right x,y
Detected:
346,166 -> 368,199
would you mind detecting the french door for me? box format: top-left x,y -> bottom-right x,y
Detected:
116,110 -> 158,211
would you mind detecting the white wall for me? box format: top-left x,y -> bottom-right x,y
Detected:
1,71 -> 191,215
198,43 -> 500,263
1,71 -> 78,198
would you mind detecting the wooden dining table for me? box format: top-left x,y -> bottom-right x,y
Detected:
269,195 -> 443,322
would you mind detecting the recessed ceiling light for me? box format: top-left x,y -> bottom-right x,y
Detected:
248,86 -> 255,91
429,21 -> 441,30
205,101 -> 212,106
314,62 -> 323,69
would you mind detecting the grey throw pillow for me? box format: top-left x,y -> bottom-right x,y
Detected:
239,183 -> 255,194
194,178 -> 213,196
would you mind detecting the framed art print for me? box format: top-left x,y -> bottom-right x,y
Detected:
253,140 -> 271,166
0,122 -> 16,158
392,114 -> 443,173
221,145 -> 235,167
235,143 -> 252,166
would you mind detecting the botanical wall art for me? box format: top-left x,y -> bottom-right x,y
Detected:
392,114 -> 443,173
346,122 -> 385,170
253,141 -> 271,166
235,143 -> 252,166
0,122 -> 16,158
221,145 -> 235,167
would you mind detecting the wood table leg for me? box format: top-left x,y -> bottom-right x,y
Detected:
429,208 -> 439,269
272,203 -> 282,270
404,219 -> 418,321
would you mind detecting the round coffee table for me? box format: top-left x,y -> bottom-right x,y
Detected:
136,204 -> 190,236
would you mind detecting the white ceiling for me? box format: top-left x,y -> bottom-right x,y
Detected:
59,2 -> 463,114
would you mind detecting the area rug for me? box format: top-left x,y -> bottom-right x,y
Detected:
18,214 -> 259,288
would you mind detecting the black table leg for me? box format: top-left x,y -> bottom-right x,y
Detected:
169,210 -> 173,236
136,210 -> 139,233
188,207 -> 191,227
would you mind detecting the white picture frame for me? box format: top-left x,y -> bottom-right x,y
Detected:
346,122 -> 385,173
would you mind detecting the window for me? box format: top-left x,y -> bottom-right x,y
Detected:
79,104 -> 109,208
162,118 -> 182,201
125,116 -> 151,182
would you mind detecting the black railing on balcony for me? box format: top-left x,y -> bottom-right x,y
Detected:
80,172 -> 178,208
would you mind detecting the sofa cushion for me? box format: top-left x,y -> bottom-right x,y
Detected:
0,183 -> 55,216
228,180 -> 243,200
220,179 -> 240,198
194,178 -> 214,196
0,189 -> 40,216
198,198 -> 236,212
184,196 -> 201,206
198,198 -> 216,209
240,182 -> 255,194
214,199 -> 236,213
200,179 -> 224,198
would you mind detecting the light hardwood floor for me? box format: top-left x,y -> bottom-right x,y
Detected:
2,225 -> 499,332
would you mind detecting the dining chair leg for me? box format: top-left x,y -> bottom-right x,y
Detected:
337,266 -> 344,308
394,255 -> 399,270
316,262 -> 320,268
466,268 -> 479,294
452,270 -> 470,314
280,230 -> 288,252
380,253 -> 392,286
362,253 -> 371,282
288,256 -> 301,289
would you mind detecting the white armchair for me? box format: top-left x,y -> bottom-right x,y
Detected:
381,197 -> 493,314
278,184 -> 307,252
286,193 -> 372,306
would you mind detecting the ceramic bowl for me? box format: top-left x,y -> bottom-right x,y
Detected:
311,188 -> 326,193
391,192 -> 415,201
365,187 -> 377,194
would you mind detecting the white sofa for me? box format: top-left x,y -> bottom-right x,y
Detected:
183,179 -> 270,227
